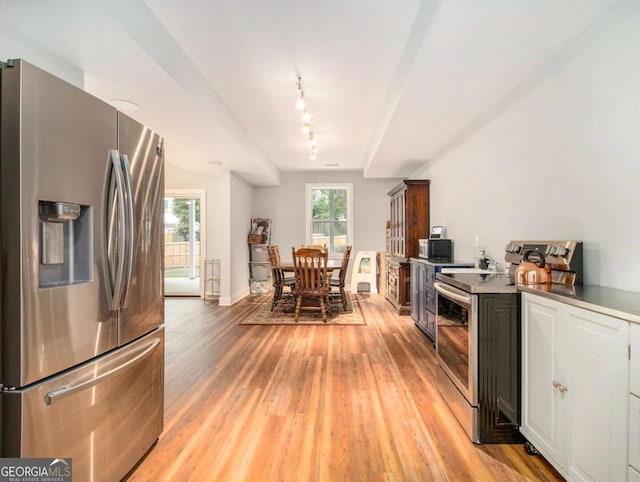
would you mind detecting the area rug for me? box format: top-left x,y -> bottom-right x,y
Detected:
240,293 -> 366,325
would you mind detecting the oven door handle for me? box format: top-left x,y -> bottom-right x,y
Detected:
434,281 -> 472,305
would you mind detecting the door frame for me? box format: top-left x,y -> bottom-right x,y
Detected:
164,189 -> 206,297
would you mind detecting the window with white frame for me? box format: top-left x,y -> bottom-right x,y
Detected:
305,183 -> 353,257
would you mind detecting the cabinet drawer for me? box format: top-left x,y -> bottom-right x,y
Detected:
631,394 -> 640,472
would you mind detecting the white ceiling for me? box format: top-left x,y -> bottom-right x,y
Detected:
0,0 -> 619,185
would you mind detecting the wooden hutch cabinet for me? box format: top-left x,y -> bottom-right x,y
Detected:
385,180 -> 430,315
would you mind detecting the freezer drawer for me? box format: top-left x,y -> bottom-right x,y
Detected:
2,328 -> 164,481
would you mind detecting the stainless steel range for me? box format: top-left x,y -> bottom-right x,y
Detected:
434,240 -> 582,443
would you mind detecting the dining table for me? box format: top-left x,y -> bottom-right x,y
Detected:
275,258 -> 342,273
274,258 -> 344,313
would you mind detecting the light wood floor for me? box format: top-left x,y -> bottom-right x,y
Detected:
128,293 -> 563,482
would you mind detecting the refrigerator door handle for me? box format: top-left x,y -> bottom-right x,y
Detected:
120,154 -> 136,304
44,337 -> 161,405
103,149 -> 127,311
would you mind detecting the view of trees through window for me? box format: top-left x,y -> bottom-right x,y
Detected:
171,199 -> 200,241
311,188 -> 348,253
164,197 -> 201,287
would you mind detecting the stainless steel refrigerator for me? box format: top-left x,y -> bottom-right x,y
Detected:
0,59 -> 165,481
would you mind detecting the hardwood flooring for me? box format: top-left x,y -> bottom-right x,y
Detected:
128,293 -> 562,481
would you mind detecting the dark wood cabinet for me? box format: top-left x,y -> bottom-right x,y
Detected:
477,293 -> 522,442
385,257 -> 411,315
385,180 -> 430,315
388,180 -> 430,258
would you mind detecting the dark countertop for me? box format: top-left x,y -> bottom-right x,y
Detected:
518,283 -> 640,325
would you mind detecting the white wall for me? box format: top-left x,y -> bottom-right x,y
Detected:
164,164 -> 260,305
413,2 -> 640,291
165,161 -> 234,303
253,170 -> 400,281
229,173 -> 253,303
167,167 -> 398,303
1,19 -> 84,88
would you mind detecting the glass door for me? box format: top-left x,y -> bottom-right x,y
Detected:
164,190 -> 205,296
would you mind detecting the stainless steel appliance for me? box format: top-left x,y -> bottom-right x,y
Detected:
434,240 -> 582,443
505,240 -> 583,286
418,238 -> 453,261
0,59 -> 165,481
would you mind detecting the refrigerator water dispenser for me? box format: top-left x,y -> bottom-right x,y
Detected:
38,201 -> 92,287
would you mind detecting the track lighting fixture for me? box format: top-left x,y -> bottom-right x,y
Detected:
296,75 -> 318,161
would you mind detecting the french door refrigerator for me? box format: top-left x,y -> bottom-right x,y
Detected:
0,59 -> 165,481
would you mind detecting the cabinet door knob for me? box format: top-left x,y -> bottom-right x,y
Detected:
552,380 -> 568,396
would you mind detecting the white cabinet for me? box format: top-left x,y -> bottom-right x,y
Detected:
631,323 -> 640,397
566,307 -> 629,481
521,296 -> 565,464
630,394 -> 640,473
631,323 -> 640,475
521,293 -> 629,481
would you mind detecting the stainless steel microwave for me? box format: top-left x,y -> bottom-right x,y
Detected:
419,239 -> 453,261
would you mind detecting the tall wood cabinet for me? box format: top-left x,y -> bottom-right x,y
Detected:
384,180 -> 430,315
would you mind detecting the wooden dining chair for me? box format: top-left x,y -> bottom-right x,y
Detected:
275,245 -> 296,288
301,244 -> 327,251
291,246 -> 331,322
330,245 -> 352,310
267,245 -> 294,310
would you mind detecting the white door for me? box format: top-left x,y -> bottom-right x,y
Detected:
566,308 -> 628,482
521,294 -> 566,466
631,324 -> 640,474
164,190 -> 206,296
